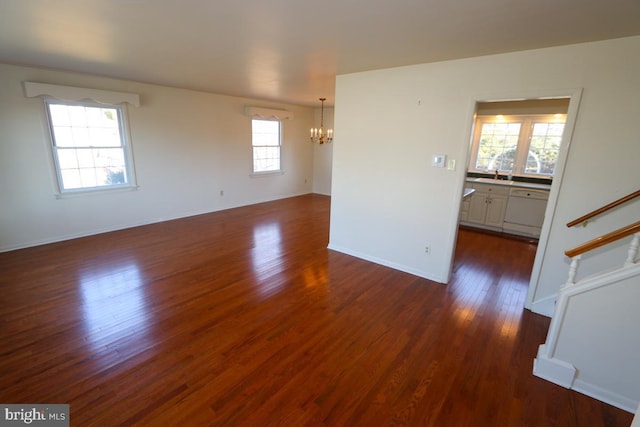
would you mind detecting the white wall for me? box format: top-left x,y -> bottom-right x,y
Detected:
312,106 -> 334,195
526,36 -> 640,314
534,263 -> 640,412
554,272 -> 640,411
0,63 -> 315,251
329,36 -> 640,292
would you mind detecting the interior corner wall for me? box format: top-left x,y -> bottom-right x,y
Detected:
329,36 -> 640,289
312,106 -> 334,196
0,63 -> 315,252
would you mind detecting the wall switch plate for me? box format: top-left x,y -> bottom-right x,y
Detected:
447,159 -> 456,170
432,154 -> 446,168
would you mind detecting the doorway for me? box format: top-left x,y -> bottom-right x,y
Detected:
450,89 -> 583,314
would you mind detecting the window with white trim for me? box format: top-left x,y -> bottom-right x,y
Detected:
45,99 -> 136,193
469,114 -> 566,177
251,118 -> 281,173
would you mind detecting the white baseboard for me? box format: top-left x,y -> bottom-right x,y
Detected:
534,347 -> 638,414
326,243 -> 446,284
533,345 -> 576,388
572,378 -> 638,414
632,402 -> 640,427
1,192 -> 313,253
529,293 -> 557,318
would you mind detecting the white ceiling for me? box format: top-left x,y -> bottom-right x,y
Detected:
1,0 -> 639,107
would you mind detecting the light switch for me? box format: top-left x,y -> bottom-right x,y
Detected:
432,154 -> 446,168
447,159 -> 456,170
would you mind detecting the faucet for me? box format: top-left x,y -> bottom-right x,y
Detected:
494,170 -> 499,180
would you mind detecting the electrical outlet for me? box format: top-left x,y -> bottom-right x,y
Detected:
425,246 -> 431,254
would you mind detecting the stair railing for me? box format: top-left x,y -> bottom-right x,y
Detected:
563,188 -> 640,284
566,189 -> 640,228
563,221 -> 640,285
534,192 -> 640,407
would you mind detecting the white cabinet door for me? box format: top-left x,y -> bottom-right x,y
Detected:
459,198 -> 470,222
461,183 -> 510,229
466,191 -> 488,224
485,194 -> 508,227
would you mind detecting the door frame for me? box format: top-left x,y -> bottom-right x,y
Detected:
450,87 -> 583,314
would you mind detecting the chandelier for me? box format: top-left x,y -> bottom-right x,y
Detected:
309,98 -> 333,144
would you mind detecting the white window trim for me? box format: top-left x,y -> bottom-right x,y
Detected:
24,82 -> 140,197
43,98 -> 138,196
469,113 -> 566,178
250,117 -> 283,175
250,171 -> 285,178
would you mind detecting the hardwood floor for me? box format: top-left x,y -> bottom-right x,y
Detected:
0,194 -> 633,426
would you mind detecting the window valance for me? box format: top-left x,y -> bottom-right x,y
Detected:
244,106 -> 293,120
24,82 -> 140,107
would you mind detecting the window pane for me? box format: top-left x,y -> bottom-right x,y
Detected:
46,100 -> 133,192
94,148 -> 110,168
79,168 -> 98,188
71,127 -> 90,147
89,127 -> 121,147
548,123 -> 565,136
526,122 -> 565,175
251,118 -> 281,173
53,126 -> 74,147
60,169 -> 82,189
102,108 -> 119,127
57,148 -> 78,170
106,167 -> 127,185
471,113 -> 566,177
49,104 -> 71,127
95,148 -> 125,168
253,146 -> 280,172
76,148 -> 96,168
85,107 -> 103,128
69,106 -> 88,127
475,122 -> 521,172
252,119 -> 280,147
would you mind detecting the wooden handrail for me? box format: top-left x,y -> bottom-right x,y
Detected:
565,221 -> 640,258
567,189 -> 640,227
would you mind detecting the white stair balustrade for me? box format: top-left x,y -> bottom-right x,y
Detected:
534,231 -> 640,413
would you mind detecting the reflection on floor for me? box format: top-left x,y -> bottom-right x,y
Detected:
0,195 -> 631,426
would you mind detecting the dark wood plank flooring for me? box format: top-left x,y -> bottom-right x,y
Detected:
0,194 -> 633,426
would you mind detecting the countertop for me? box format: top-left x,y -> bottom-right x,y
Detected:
466,177 -> 551,191
463,188 -> 475,199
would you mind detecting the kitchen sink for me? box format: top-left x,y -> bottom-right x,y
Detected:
473,177 -> 513,185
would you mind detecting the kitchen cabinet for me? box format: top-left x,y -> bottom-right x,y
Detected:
459,188 -> 474,222
460,178 -> 551,238
464,183 -> 509,230
460,198 -> 470,222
